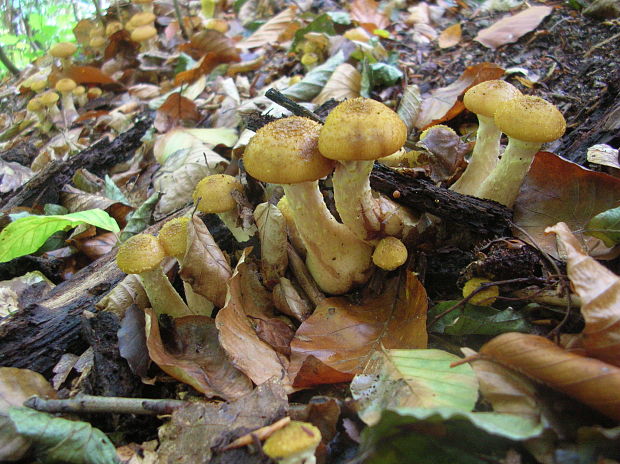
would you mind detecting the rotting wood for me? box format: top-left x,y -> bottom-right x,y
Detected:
370,162 -> 512,237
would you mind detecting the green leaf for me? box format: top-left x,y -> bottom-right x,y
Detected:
44,204 -> 69,216
9,407 -> 119,464
0,210 -> 119,263
104,175 -> 130,205
370,62 -> 403,86
359,407 -> 544,464
429,302 -> 530,336
360,59 -> 372,98
351,349 -> 479,426
585,206 -> 620,247
290,14 -> 336,52
282,51 -> 345,101
119,192 -> 162,242
326,11 -> 351,25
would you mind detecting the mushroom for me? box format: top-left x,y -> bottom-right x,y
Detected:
244,116 -> 373,295
116,233 -> 193,318
372,236 -> 408,271
29,78 -> 47,94
158,217 -> 214,316
26,97 -> 46,129
276,196 -> 307,256
128,12 -> 156,29
262,421 -> 321,464
49,42 -> 77,70
475,96 -> 566,207
193,174 -> 256,242
105,21 -> 124,37
87,87 -> 103,100
39,91 -> 61,131
54,78 -> 78,125
89,36 -> 107,56
133,0 -> 154,13
131,25 -> 158,53
450,80 -> 522,196
318,97 -> 409,241
73,85 -> 87,107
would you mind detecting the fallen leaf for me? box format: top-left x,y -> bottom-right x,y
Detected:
587,144 -> 620,170
351,0 -> 389,34
216,250 -> 291,388
179,217 -> 232,308
71,231 -> 117,260
104,30 -> 139,61
118,305 -> 150,378
289,271 -> 428,387
155,93 -> 201,132
65,65 -> 117,86
416,124 -> 469,184
414,62 -> 505,129
0,159 -> 33,194
0,272 -> 54,318
145,308 -> 253,399
438,23 -> 462,48
475,6 -> 553,49
351,349 -> 478,426
312,63 -> 361,106
513,152 -> 620,259
585,206 -> 620,247
477,332 -> 620,420
254,202 -> 288,289
238,6 -> 300,49
178,30 -> 240,62
96,274 -> 149,316
546,223 -> 620,367
253,317 -> 295,356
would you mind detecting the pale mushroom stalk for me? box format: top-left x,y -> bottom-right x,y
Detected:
55,78 -> 78,126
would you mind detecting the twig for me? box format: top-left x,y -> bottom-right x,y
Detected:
172,0 -> 189,40
220,417 -> 291,451
264,89 -> 324,123
24,394 -> 187,416
0,44 -> 20,76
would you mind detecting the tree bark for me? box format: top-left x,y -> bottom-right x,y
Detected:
0,43 -> 19,76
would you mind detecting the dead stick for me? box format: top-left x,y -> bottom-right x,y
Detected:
25,394 -> 187,415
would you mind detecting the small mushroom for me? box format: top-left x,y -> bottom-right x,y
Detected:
372,236 -> 408,271
54,78 -> 78,125
262,421 -> 321,464
193,174 -> 256,242
39,91 -> 61,131
26,97 -> 46,129
244,116 -> 373,295
451,80 -> 522,196
131,25 -> 158,53
128,12 -> 156,29
89,36 -> 107,56
73,85 -> 87,107
116,234 -> 193,318
49,42 -> 77,70
475,96 -> 566,207
87,87 -> 103,100
105,21 -> 124,37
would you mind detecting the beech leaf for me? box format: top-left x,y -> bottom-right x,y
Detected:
350,0 -> 389,34
585,206 -> 620,247
438,23 -> 462,48
312,63 -> 361,106
238,6 -> 299,49
254,203 -> 288,289
475,6 -> 553,49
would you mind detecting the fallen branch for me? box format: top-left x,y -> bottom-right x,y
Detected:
25,394 -> 186,415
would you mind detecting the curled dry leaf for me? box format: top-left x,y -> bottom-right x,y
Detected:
438,23 -> 462,49
289,272 -> 428,387
215,250 -> 292,389
65,65 -> 117,86
253,317 -> 295,356
416,124 -> 469,184
475,6 -> 553,49
145,308 -> 253,399
414,62 -> 505,129
351,0 -> 389,33
545,222 -> 620,367
0,160 -> 33,194
254,202 -> 288,289
178,30 -> 240,62
155,93 -> 201,133
513,152 -> 620,259
117,305 -> 150,378
180,216 -> 232,308
238,6 -> 300,49
272,277 -> 313,322
96,274 -> 149,317
312,63 -> 361,106
477,332 -> 620,420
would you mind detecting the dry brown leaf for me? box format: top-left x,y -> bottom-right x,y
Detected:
180,216 -> 232,308
65,65 -> 117,85
513,152 -> 620,259
253,317 -> 295,356
174,46 -> 240,87
414,62 -> 505,129
289,271 -> 428,387
145,309 -> 253,399
312,63 -> 361,106
73,19 -> 95,45
238,6 -> 299,49
272,277 -> 313,323
178,30 -> 240,62
216,250 -> 291,389
416,124 -> 469,184
128,84 -> 161,100
96,274 -> 149,316
475,6 -> 553,49
155,93 -> 201,132
351,0 -> 390,34
438,23 -> 462,48
477,332 -> 620,420
104,30 -> 139,61
254,203 -> 288,289
545,223 -> 620,367
71,231 -> 117,261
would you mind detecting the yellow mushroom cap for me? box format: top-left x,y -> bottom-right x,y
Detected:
27,98 -> 43,111
89,36 -> 107,48
319,97 -> 407,161
39,91 -> 59,106
463,80 -> 522,118
494,96 -> 566,143
55,78 -> 77,94
89,26 -> 105,39
131,25 -> 157,42
372,237 -> 408,271
30,79 -> 47,93
87,87 -> 103,99
419,123 -> 457,141
129,12 -> 156,27
105,21 -> 124,37
262,421 -> 321,460
193,174 -> 243,214
49,42 -> 77,58
244,116 -> 335,184
73,85 -> 86,96
116,234 -> 166,274
462,277 -> 499,305
158,217 -> 190,259
134,0 -> 153,4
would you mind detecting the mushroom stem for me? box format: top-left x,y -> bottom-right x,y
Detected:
475,138 -> 541,207
139,268 -> 194,318
282,181 -> 373,295
450,114 -> 501,196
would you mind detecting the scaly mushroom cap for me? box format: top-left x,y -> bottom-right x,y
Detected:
30,79 -> 47,93
129,12 -> 156,27
116,234 -> 166,274
494,96 -> 566,143
262,421 -> 321,460
372,236 -> 408,271
131,25 -> 157,42
27,98 -> 43,112
463,80 -> 522,118
193,174 -> 243,214
319,97 -> 407,161
49,42 -> 77,58
55,78 -> 77,94
158,217 -> 190,259
244,116 -> 335,184
39,91 -> 59,106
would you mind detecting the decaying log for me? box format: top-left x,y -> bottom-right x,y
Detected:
370,163 -> 512,237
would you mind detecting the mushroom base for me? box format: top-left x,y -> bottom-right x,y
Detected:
140,268 -> 194,318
